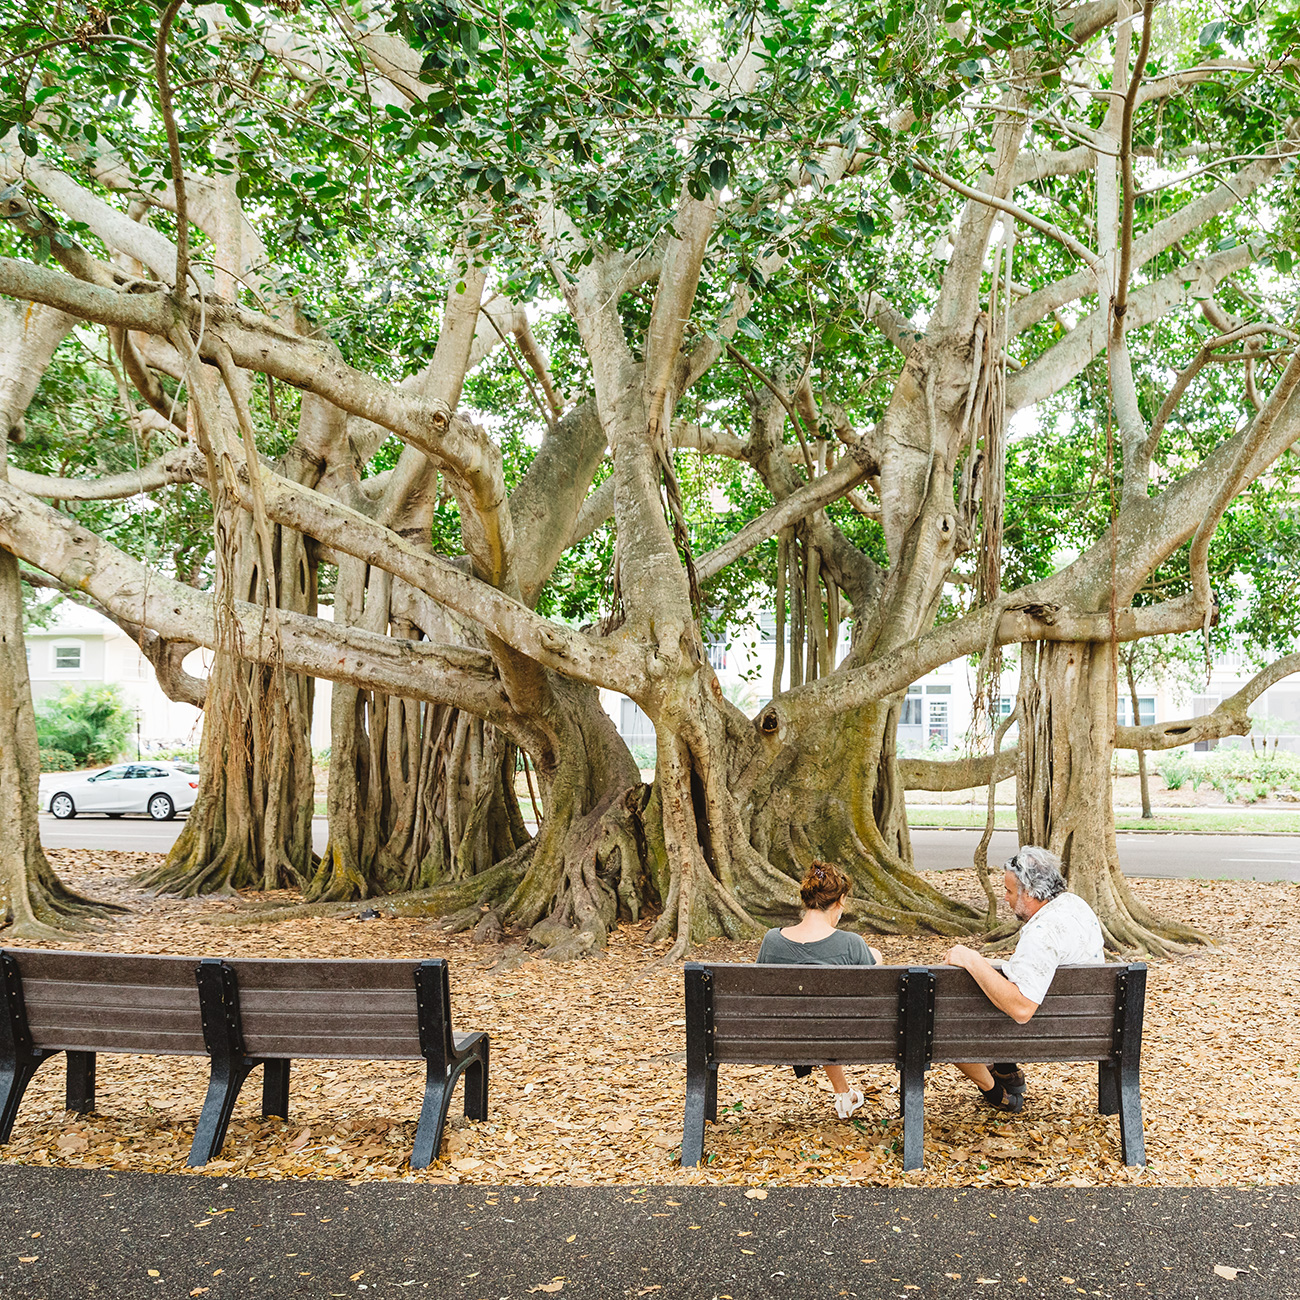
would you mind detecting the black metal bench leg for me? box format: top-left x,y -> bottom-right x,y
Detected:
680,1059 -> 709,1168
0,1055 -> 47,1143
1117,1063 -> 1145,1166
411,1063 -> 452,1171
189,1058 -> 254,1167
261,1059 -> 290,1120
1098,1061 -> 1119,1115
463,1043 -> 488,1122
66,1051 -> 95,1114
705,1065 -> 718,1124
899,1062 -> 926,1171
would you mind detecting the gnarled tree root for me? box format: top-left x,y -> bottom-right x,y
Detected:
203,849 -> 532,927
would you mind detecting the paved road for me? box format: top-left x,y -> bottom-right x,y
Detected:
38,814 -> 333,857
909,828 -> 1300,881
0,1167 -> 1295,1300
41,816 -> 1300,881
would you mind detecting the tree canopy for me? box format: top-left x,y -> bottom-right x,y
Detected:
0,0 -> 1298,952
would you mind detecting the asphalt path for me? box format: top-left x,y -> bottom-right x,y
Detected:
0,1167 -> 1295,1300
910,828 -> 1300,882
38,817 -> 1300,881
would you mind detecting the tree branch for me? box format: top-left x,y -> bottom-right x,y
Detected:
1116,653 -> 1300,751
8,445 -> 206,501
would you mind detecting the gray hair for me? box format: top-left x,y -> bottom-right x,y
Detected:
1005,846 -> 1067,902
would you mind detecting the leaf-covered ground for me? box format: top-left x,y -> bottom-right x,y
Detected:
3,851 -> 1298,1190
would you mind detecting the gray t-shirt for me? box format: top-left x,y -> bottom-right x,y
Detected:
1002,892 -> 1105,1005
757,928 -> 875,966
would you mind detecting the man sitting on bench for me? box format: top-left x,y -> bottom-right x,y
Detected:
940,846 -> 1105,1112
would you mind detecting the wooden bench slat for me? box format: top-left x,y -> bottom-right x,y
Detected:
23,981 -> 203,1013
223,959 -> 419,991
933,1012 -> 1114,1043
714,1015 -> 897,1042
713,993 -> 898,1018
931,1035 -> 1116,1063
240,1010 -> 419,1042
235,1035 -> 427,1061
932,992 -> 1114,1019
8,951 -> 201,985
25,1029 -> 209,1055
237,989 -> 416,1015
713,1039 -> 899,1064
27,1006 -> 204,1038
708,964 -> 895,996
937,965 -> 1119,997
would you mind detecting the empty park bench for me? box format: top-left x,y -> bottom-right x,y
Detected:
0,949 -> 487,1170
682,961 -> 1145,1170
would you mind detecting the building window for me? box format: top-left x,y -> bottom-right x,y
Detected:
707,640 -> 726,671
901,685 -> 922,726
53,644 -> 82,671
758,611 -> 777,643
925,684 -> 951,695
1117,696 -> 1155,727
996,696 -> 1014,718
928,700 -> 949,746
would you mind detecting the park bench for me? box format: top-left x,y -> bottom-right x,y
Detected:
682,961 -> 1145,1171
0,949 -> 487,1170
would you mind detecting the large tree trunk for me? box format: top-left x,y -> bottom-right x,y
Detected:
1016,639 -> 1209,954
307,563 -> 532,903
139,501 -> 317,896
746,695 -> 985,935
502,679 -> 648,958
0,300 -> 120,934
0,550 -> 122,935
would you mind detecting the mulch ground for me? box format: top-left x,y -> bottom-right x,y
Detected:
3,850 -> 1299,1191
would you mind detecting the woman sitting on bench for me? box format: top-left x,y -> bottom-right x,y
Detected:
756,859 -> 883,1120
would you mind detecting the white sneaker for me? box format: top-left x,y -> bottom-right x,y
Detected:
834,1087 -> 864,1120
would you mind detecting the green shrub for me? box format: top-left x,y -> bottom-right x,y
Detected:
1157,754 -> 1189,790
38,747 -> 77,772
34,684 -> 131,767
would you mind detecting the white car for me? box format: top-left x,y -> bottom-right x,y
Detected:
41,761 -> 201,821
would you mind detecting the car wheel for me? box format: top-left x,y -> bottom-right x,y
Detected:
50,793 -> 76,820
147,793 -> 174,822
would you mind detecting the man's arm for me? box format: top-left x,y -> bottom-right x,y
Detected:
940,944 -> 1040,1024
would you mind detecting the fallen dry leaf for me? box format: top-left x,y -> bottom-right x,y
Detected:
744,1189 -> 768,1200
1214,1266 -> 1243,1280
530,1281 -> 564,1294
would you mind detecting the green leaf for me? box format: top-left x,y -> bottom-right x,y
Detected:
889,165 -> 912,194
735,316 -> 763,340
709,156 -> 730,191
1198,19 -> 1226,46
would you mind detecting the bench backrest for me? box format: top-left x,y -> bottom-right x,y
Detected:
4,950 -> 208,1056
689,963 -> 902,1066
2,950 -> 444,1064
687,961 -> 1142,1070
223,958 -> 425,1061
930,964 -> 1127,1065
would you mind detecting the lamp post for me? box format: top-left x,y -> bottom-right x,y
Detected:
135,703 -> 141,761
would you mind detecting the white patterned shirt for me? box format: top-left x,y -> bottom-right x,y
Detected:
1002,892 -> 1105,1006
